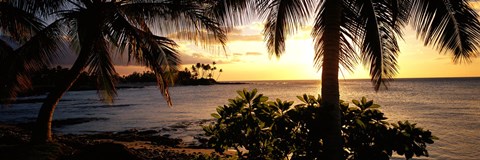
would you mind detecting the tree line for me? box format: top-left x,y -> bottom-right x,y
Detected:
26,62 -> 224,93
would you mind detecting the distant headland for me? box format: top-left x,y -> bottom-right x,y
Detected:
20,62 -> 244,96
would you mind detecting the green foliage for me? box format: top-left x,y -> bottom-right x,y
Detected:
204,89 -> 437,160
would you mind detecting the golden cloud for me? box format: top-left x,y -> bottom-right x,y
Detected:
245,52 -> 263,56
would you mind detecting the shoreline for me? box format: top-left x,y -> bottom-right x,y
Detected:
1,117 -> 213,145
9,81 -> 246,101
0,122 -> 234,159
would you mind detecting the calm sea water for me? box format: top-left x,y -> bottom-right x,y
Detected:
1,78 -> 479,159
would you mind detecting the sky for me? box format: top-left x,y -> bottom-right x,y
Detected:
111,23 -> 480,81
99,4 -> 480,81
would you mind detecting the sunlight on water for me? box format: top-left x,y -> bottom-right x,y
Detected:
1,78 -> 479,159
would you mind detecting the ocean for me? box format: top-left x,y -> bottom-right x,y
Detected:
1,78 -> 479,159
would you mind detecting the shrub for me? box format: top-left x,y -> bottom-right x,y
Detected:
203,89 -> 436,160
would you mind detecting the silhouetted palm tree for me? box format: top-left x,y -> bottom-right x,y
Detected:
216,68 -> 222,80
8,0 -> 226,144
202,64 -> 211,78
195,62 -> 202,78
213,0 -> 480,159
191,65 -> 197,77
211,61 -> 217,78
211,66 -> 217,78
0,1 -> 65,103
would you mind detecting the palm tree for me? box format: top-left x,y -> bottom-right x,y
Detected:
0,1 -> 65,104
5,0 -> 226,144
213,0 -> 480,159
211,66 -> 217,79
216,68 -> 222,80
196,62 -> 202,78
191,65 -> 198,78
211,61 -> 217,79
203,63 -> 211,78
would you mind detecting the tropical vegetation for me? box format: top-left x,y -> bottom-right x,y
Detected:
210,0 -> 480,158
21,64 -> 224,93
204,89 -> 436,160
190,62 -> 222,80
0,1 -> 65,104
177,62 -> 224,85
0,0 -> 226,144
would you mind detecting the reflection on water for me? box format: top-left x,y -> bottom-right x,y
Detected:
1,78 -> 479,159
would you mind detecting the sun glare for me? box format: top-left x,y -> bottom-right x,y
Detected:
116,23 -> 479,81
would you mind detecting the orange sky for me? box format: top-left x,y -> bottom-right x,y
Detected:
114,21 -> 480,81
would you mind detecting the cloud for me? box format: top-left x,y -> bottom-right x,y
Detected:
435,57 -> 449,61
228,34 -> 263,42
166,28 -> 264,43
226,26 -> 264,42
226,28 -> 243,34
233,53 -> 244,56
181,53 -> 216,65
167,31 -> 226,46
183,51 -> 264,65
245,52 -> 263,56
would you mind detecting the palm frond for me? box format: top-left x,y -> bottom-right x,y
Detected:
312,0 -> 360,72
140,35 -> 181,106
14,23 -> 68,94
206,0 -> 258,28
105,9 -> 180,106
338,27 -> 359,73
86,39 -> 118,103
121,0 -> 227,48
58,10 -> 82,54
104,7 -> 149,63
262,0 -> 314,57
410,0 -> 480,62
54,0 -> 224,106
312,0 -> 328,70
0,2 -> 45,42
0,36 -> 16,55
16,20 -> 68,73
355,0 -> 409,90
73,3 -> 121,103
57,3 -> 117,103
0,19 -> 67,103
12,0 -> 69,17
0,38 -> 18,103
338,1 -> 362,72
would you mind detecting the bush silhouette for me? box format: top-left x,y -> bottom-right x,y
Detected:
204,89 -> 436,160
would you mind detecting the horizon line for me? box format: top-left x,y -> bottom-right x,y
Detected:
218,76 -> 480,82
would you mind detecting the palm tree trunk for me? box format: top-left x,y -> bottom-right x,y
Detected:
31,53 -> 90,144
216,72 -> 222,80
320,0 -> 343,159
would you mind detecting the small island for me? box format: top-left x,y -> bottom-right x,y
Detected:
175,62 -> 223,85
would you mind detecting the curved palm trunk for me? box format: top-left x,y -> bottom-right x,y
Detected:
216,72 -> 221,80
320,0 -> 343,159
31,53 -> 90,144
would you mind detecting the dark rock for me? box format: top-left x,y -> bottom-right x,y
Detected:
150,135 -> 181,147
71,143 -> 139,160
138,130 -> 159,135
117,129 -> 139,135
52,117 -> 109,128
